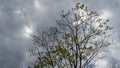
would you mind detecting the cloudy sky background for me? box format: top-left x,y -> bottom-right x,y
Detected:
0,0 -> 120,68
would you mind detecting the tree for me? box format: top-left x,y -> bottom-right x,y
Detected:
29,3 -> 113,68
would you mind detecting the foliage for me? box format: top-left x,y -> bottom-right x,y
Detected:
29,2 -> 112,68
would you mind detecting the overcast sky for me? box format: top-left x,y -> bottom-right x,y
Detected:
0,0 -> 120,68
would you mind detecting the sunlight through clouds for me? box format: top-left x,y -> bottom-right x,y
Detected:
0,0 -> 119,68
34,0 -> 40,9
23,25 -> 33,38
99,9 -> 112,19
33,0 -> 47,15
34,0 -> 45,12
94,9 -> 113,28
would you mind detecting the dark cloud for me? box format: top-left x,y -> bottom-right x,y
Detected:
0,0 -> 120,68
0,0 -> 33,68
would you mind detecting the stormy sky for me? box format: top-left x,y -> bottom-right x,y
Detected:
0,0 -> 120,68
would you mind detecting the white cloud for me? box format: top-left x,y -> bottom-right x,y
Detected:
95,59 -> 109,68
99,9 -> 113,19
23,25 -> 33,38
34,0 -> 45,12
34,0 -> 40,9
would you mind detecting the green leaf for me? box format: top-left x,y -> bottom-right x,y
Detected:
88,46 -> 93,50
80,4 -> 84,9
72,36 -> 78,42
98,24 -> 103,27
76,2 -> 80,9
83,45 -> 87,49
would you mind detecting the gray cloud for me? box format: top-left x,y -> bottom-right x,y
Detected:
0,0 -> 120,68
0,0 -> 33,68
